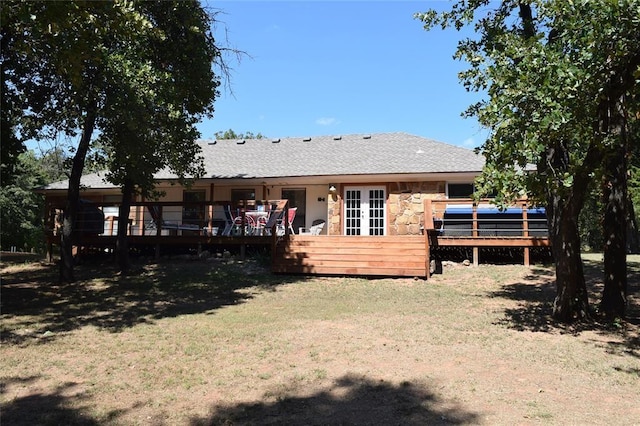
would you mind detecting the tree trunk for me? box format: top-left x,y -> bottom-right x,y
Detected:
600,158 -> 628,318
599,100 -> 628,318
59,104 -> 97,282
547,192 -> 591,322
116,178 -> 134,274
542,141 -> 597,323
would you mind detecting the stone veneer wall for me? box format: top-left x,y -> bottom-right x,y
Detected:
325,182 -> 446,236
327,193 -> 341,235
388,181 -> 445,235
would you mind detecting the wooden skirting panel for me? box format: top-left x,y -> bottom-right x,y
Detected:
433,237 -> 551,247
272,235 -> 428,278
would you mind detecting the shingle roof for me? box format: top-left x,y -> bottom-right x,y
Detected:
166,132 -> 484,178
43,132 -> 484,189
43,171 -> 114,191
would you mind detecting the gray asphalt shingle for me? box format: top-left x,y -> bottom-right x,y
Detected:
43,132 -> 484,189
194,132 -> 484,179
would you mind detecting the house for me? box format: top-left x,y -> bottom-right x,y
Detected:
42,132 -> 485,234
40,132 -> 549,277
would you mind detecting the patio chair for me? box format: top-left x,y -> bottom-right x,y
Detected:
221,205 -> 236,236
261,204 -> 281,236
276,207 -> 297,236
299,219 -> 325,235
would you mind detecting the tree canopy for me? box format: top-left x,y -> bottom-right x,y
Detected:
214,129 -> 265,140
418,0 -> 640,321
1,0 -> 221,280
0,149 -> 67,252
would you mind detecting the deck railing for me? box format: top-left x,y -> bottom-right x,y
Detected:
423,199 -> 551,269
45,199 -> 292,238
424,199 -> 548,238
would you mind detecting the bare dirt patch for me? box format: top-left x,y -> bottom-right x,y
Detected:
1,255 -> 638,425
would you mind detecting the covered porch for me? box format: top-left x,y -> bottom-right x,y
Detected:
43,199 -> 294,261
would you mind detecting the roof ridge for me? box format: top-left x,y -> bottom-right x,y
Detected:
198,131 -> 416,143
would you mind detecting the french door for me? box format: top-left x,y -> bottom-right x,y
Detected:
344,186 -> 386,235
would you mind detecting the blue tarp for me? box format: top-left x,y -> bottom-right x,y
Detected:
439,206 -> 547,237
444,207 -> 546,215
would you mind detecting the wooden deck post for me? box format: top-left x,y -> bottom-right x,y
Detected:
107,216 -> 115,236
155,204 -> 162,260
424,199 -> 433,279
522,201 -> 530,266
45,204 -> 54,263
472,203 -> 479,267
208,184 -> 215,235
207,204 -> 213,235
136,199 -> 143,235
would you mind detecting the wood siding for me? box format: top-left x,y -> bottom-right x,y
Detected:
272,235 -> 428,278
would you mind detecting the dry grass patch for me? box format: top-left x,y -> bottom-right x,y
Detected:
1,254 -> 638,425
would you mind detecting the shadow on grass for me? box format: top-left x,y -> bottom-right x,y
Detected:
0,375 -> 126,426
1,256 -> 305,344
489,267 -> 557,332
489,259 -> 640,363
191,374 -> 479,426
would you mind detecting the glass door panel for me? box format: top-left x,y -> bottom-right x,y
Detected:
344,186 -> 385,235
282,188 -> 306,232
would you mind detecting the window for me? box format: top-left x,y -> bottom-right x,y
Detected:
282,188 -> 306,232
231,189 -> 255,208
183,190 -> 206,225
447,183 -> 474,199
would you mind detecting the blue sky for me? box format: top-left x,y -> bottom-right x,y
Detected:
200,1 -> 488,148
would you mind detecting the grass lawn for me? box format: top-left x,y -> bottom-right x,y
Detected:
1,253 -> 638,425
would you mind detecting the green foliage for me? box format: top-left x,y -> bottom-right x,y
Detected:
0,67 -> 25,186
91,1 -> 221,197
214,129 -> 265,140
579,184 -> 604,251
3,0 -> 223,278
418,0 -> 640,321
417,1 -> 640,206
628,124 -> 640,242
1,0 -> 220,198
0,149 -> 68,252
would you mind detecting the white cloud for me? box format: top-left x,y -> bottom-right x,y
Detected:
316,117 -> 338,126
462,137 -> 477,148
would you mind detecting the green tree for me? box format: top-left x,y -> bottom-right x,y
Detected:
90,1 -> 219,273
628,126 -> 640,251
418,1 -> 640,322
2,1 -> 220,279
0,35 -> 25,187
0,149 -> 67,252
578,185 -> 604,252
214,129 -> 265,140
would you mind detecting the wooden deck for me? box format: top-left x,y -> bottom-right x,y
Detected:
272,235 -> 429,277
46,198 -> 551,279
271,199 -> 551,278
271,234 -> 550,278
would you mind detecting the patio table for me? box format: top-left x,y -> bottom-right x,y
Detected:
245,210 -> 269,235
